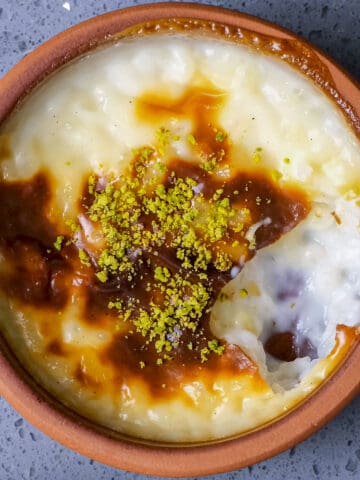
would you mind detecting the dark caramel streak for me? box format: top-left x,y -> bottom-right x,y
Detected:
0,172 -> 74,308
47,339 -> 67,357
0,172 -> 55,243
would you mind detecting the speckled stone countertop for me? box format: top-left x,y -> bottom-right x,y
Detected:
0,1 -> 359,479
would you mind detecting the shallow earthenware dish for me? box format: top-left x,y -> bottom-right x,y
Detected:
0,3 -> 359,477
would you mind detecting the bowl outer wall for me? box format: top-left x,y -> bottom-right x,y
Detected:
0,2 -> 359,477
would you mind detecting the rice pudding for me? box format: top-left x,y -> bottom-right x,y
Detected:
0,21 -> 359,443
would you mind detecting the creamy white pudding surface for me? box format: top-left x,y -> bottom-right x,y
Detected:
0,30 -> 359,442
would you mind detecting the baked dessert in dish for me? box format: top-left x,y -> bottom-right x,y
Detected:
0,20 -> 359,443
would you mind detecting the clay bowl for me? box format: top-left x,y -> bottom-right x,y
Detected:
0,2 -> 359,477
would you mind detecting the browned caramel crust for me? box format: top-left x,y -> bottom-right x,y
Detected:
0,174 -> 72,308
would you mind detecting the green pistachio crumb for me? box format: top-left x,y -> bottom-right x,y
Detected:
96,270 -> 108,283
156,127 -> 172,156
212,189 -> 224,202
156,162 -> 167,173
248,239 -> 256,250
200,347 -> 210,363
154,266 -> 171,283
252,147 -> 263,164
88,174 -> 96,194
233,223 -> 244,233
208,339 -> 225,355
78,249 -> 91,266
108,300 -> 123,310
54,235 -> 64,251
215,131 -> 225,142
201,157 -> 217,172
65,219 -> 80,233
214,252 -> 232,271
187,133 -> 197,145
271,170 -> 283,182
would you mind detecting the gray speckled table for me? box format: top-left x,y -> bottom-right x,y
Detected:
0,1 -> 359,479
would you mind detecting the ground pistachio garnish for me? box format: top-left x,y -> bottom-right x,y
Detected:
58,128 -> 281,365
54,235 -> 64,251
252,147 -> 262,164
271,169 -> 283,182
81,163 -> 235,362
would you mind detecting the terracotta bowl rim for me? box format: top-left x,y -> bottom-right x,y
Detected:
0,2 -> 359,477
